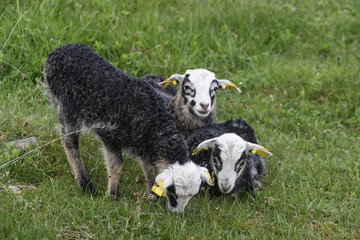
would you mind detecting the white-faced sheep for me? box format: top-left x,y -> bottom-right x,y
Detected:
44,44 -> 213,213
145,69 -> 241,138
186,118 -> 272,196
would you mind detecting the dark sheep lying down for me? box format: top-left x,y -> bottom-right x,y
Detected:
44,44 -> 213,213
186,118 -> 272,196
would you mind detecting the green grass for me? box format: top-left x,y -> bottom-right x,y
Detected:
1,0 -> 359,239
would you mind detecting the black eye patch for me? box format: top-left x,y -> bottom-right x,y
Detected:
213,156 -> 222,171
209,80 -> 218,103
166,185 -> 178,207
234,152 -> 247,172
190,100 -> 196,106
182,77 -> 196,98
212,145 -> 222,171
184,85 -> 195,97
235,159 -> 246,173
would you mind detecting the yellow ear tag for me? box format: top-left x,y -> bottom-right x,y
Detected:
151,180 -> 167,197
205,171 -> 214,186
161,79 -> 178,88
220,82 -> 239,92
192,146 -> 209,155
226,82 -> 239,92
251,149 -> 268,158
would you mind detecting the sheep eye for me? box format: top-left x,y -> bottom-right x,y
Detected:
235,161 -> 245,172
213,157 -> 222,171
167,190 -> 178,199
184,86 -> 192,91
188,194 -> 192,197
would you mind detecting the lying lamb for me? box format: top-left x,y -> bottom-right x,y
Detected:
186,118 -> 272,196
44,44 -> 213,213
145,69 -> 241,138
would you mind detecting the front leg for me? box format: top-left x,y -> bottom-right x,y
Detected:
139,159 -> 155,192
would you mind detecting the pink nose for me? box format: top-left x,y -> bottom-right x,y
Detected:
222,185 -> 231,192
199,103 -> 209,111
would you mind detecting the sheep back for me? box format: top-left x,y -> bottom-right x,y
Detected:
44,44 -> 188,165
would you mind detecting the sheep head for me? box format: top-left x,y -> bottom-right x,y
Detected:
152,161 -> 213,214
193,133 -> 272,194
159,69 -> 241,119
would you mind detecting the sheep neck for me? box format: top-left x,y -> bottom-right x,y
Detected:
170,92 -> 216,138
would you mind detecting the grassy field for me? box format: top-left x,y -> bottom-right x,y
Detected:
1,0 -> 359,239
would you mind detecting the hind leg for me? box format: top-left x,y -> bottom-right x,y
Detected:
61,131 -> 93,193
99,137 -> 123,200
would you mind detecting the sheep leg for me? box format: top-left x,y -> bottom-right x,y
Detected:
139,160 -> 155,191
61,132 -> 94,193
100,138 -> 123,200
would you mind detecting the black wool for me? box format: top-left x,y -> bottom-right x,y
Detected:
44,44 -> 191,198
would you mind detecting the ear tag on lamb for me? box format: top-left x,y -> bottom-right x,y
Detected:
251,149 -> 269,158
151,180 -> 167,197
205,171 -> 214,186
192,146 -> 209,155
221,82 -> 241,92
160,79 -> 178,88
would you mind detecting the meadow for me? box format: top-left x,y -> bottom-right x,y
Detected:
0,0 -> 359,239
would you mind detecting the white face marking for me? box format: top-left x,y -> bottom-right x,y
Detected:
183,69 -> 218,119
212,133 -> 248,194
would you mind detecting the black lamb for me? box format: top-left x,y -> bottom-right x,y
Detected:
44,44 -> 212,213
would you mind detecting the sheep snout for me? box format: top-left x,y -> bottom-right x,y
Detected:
221,184 -> 232,193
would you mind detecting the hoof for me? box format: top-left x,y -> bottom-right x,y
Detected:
109,190 -> 120,201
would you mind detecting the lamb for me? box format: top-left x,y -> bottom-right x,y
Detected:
145,69 -> 241,138
44,44 -> 213,213
186,118 -> 272,196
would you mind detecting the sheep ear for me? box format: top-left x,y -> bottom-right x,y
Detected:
152,168 -> 173,197
192,138 -> 217,155
245,142 -> 273,158
197,166 -> 215,186
158,74 -> 184,88
217,79 -> 241,93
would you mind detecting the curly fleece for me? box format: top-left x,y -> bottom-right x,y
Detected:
45,44 -> 189,167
